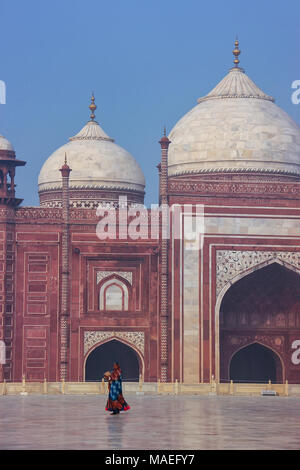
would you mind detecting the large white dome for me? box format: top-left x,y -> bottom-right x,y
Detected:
168,67 -> 300,177
38,100 -> 145,207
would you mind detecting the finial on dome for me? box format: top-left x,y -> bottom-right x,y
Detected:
233,37 -> 241,68
163,125 -> 166,137
89,93 -> 97,121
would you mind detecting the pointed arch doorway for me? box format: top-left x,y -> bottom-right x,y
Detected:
216,261 -> 299,383
229,342 -> 282,383
84,339 -> 140,382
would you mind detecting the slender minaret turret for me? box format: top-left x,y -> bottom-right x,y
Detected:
159,127 -> 171,382
59,154 -> 71,381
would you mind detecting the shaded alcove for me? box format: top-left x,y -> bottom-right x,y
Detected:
229,342 -> 280,383
85,339 -> 140,382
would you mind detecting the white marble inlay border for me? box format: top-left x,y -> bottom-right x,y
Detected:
84,330 -> 144,356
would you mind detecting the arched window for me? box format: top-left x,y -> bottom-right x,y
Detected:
104,284 -> 123,310
99,278 -> 129,311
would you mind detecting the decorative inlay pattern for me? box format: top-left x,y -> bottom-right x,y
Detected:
96,271 -> 132,285
16,207 -> 63,220
84,330 -> 144,356
39,182 -> 143,191
39,189 -> 145,208
169,167 -> 300,178
169,179 -> 300,196
15,206 -> 157,222
216,250 -> 300,296
40,200 -> 147,209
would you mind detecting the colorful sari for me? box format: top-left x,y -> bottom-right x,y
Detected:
105,366 -> 130,413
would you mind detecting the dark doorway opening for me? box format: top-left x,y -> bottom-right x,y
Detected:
229,343 -> 280,383
85,339 -> 140,382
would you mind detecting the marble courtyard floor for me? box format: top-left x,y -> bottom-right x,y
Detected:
0,394 -> 300,450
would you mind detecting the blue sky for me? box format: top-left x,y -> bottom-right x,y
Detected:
1,0 -> 299,206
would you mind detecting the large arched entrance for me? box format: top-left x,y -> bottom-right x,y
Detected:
229,343 -> 280,383
218,262 -> 300,383
85,339 -> 140,382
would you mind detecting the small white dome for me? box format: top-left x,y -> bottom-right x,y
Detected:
168,67 -> 300,177
0,134 -> 14,151
38,107 -> 145,205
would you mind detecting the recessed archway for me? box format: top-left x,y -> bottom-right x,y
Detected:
229,342 -> 281,383
216,261 -> 300,382
85,339 -> 140,382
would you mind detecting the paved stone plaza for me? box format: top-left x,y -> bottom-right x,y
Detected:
0,394 -> 300,450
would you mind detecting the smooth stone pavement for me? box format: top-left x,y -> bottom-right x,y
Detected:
0,394 -> 300,450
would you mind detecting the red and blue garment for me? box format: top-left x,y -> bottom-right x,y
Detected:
105,366 -> 130,412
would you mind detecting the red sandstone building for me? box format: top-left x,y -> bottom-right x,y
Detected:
1,43 -> 300,384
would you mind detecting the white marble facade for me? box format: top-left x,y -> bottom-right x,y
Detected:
182,214 -> 200,383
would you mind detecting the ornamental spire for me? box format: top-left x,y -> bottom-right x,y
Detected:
60,152 -> 71,177
89,92 -> 97,121
232,37 -> 241,68
159,126 -> 171,149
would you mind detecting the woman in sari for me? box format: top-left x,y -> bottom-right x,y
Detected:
105,362 -> 130,415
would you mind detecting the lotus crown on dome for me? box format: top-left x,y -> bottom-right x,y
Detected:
197,67 -> 275,103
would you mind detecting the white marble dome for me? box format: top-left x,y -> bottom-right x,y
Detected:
38,115 -> 145,200
0,134 -> 14,151
168,67 -> 300,177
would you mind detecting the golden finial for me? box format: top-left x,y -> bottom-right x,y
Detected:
89,92 -> 97,121
232,37 -> 241,68
64,152 -> 67,165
